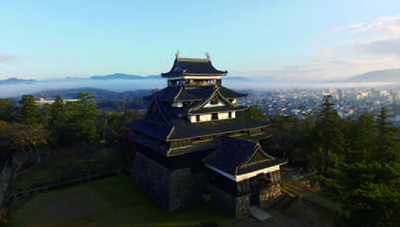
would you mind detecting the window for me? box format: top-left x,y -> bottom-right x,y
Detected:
196,115 -> 200,122
212,113 -> 218,120
228,112 -> 232,118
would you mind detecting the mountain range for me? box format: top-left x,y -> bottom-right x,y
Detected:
0,78 -> 37,85
0,73 -> 251,84
346,69 -> 400,82
3,69 -> 399,85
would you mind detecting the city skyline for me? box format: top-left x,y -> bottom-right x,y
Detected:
1,0 -> 400,81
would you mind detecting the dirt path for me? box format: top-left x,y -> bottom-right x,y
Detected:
286,183 -> 340,213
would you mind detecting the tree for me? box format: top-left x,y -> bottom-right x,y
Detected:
9,123 -> 49,163
66,92 -> 99,144
48,96 -> 67,147
267,115 -> 300,158
97,110 -> 143,148
373,107 -> 400,163
342,113 -> 375,163
246,106 -> 268,122
19,95 -> 41,124
0,99 -> 17,122
318,161 -> 400,227
312,95 -> 344,174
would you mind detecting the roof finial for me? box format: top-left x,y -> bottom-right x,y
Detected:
176,50 -> 181,59
205,52 -> 210,60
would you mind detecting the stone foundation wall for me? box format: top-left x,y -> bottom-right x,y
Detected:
259,183 -> 281,209
210,184 -> 250,220
131,152 -> 207,211
131,152 -> 172,210
170,168 -> 207,210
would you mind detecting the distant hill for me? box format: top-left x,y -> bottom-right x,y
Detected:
1,74 -> 249,84
346,69 -> 400,82
225,76 -> 251,82
0,78 -> 37,85
90,73 -> 161,80
33,87 -> 154,100
32,87 -> 153,110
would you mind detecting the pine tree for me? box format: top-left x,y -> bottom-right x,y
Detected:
343,112 -> 375,163
67,92 -> 99,144
0,99 -> 17,122
48,95 -> 67,147
373,107 -> 400,163
318,161 -> 400,227
19,95 -> 41,124
312,95 -> 344,174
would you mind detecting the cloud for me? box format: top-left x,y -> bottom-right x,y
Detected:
330,16 -> 400,35
330,23 -> 364,33
353,37 -> 400,56
330,59 -> 379,68
315,47 -> 334,56
0,54 -> 15,62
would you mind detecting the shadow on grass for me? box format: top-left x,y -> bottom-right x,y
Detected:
10,175 -> 236,227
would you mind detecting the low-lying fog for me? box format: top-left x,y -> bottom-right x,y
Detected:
0,79 -> 398,98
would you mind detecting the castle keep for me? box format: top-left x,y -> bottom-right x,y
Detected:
127,54 -> 286,219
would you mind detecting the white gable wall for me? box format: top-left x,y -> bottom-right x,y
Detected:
219,112 -> 229,120
188,111 -> 236,123
204,100 -> 226,107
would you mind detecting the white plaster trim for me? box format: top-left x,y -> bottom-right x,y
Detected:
205,164 -> 236,181
205,164 -> 282,182
236,165 -> 280,182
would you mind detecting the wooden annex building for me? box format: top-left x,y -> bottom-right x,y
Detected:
126,54 -> 287,219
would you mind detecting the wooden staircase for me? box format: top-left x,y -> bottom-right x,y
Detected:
274,188 -> 300,211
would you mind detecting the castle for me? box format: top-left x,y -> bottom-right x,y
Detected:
126,54 -> 286,219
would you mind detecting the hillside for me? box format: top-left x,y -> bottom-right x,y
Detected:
33,88 -> 154,99
0,78 -> 37,84
90,73 -> 150,80
346,69 -> 400,82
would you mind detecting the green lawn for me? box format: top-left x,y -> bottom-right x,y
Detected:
15,149 -> 122,190
10,175 -> 236,227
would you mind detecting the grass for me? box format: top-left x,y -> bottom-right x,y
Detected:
14,148 -> 123,190
10,175 -> 236,227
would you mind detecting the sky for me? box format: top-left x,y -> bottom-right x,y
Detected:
1,0 -> 400,82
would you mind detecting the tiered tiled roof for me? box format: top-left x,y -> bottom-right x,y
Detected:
162,57 -> 227,77
144,86 -> 247,102
203,137 -> 287,175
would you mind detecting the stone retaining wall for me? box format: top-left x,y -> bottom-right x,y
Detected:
131,152 -> 207,211
7,171 -> 119,202
210,184 -> 250,220
259,183 -> 281,209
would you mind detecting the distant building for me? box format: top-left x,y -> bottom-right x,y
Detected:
35,97 -> 79,105
126,54 -> 286,219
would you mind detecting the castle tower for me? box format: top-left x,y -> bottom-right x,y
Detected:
126,54 -> 287,219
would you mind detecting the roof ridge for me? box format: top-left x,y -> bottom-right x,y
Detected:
173,86 -> 184,101
177,57 -> 210,62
